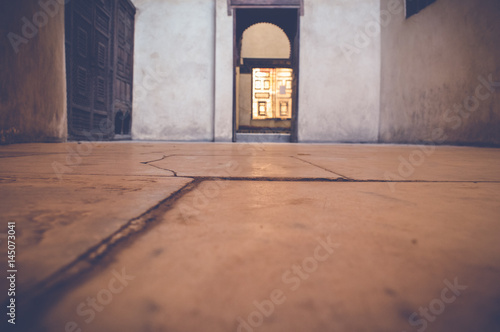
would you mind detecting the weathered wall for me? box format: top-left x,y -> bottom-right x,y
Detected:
298,0 -> 381,142
380,0 -> 500,145
131,0 -> 215,141
0,0 -> 67,144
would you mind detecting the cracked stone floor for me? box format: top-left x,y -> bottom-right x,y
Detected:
0,142 -> 499,332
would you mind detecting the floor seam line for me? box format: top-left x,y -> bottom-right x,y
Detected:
182,176 -> 500,184
0,152 -> 70,159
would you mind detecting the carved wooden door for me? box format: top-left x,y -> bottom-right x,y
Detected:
66,0 -> 135,140
65,0 -> 114,139
112,0 -> 135,137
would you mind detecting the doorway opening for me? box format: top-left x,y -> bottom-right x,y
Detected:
233,8 -> 300,142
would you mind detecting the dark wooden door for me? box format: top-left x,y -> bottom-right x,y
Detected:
65,0 -> 114,139
65,0 -> 135,140
112,0 -> 135,137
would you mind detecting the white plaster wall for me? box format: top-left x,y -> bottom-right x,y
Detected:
131,0 -> 215,141
298,0 -> 381,142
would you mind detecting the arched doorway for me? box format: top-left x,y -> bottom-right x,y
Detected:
238,23 -> 292,131
233,8 -> 301,142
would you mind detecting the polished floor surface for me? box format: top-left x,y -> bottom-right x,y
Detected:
0,142 -> 499,331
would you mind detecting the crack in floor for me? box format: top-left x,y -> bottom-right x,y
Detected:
291,156 -> 352,180
141,155 -> 170,164
146,163 -> 178,176
141,155 -> 178,176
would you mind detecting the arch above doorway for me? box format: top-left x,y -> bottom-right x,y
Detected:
241,22 -> 291,59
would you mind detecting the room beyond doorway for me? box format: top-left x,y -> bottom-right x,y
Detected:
233,8 -> 300,143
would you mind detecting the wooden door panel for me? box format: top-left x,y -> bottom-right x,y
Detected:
112,0 -> 135,136
66,1 -> 110,139
93,30 -> 110,114
71,14 -> 92,109
66,0 -> 135,139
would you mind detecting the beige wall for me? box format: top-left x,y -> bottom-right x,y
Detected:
380,0 -> 500,145
0,0 -> 67,144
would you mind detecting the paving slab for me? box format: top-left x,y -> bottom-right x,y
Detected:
0,175 -> 191,306
0,144 -> 170,177
38,181 -> 500,332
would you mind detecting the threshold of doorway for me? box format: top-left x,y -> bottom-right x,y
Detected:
235,133 -> 291,143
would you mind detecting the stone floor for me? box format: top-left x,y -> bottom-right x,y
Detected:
0,142 -> 499,332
